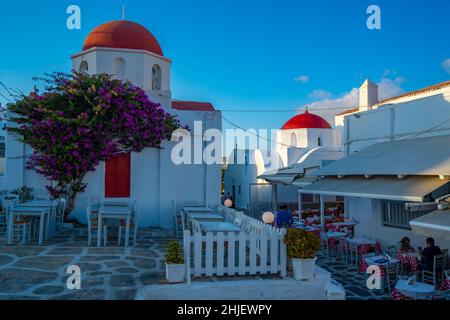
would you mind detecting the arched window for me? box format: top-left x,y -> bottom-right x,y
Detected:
113,58 -> 126,80
318,137 -> 322,146
290,132 -> 297,147
79,61 -> 88,73
152,64 -> 162,90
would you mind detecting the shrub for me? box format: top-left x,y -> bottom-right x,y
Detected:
165,241 -> 184,264
284,228 -> 321,259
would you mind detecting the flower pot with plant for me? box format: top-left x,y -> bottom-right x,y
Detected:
284,228 -> 321,281
165,241 -> 185,283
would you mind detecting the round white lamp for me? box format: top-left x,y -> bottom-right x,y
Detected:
224,199 -> 233,208
262,211 -> 275,224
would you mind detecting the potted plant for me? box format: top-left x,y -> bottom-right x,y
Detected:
165,241 -> 185,283
284,228 -> 321,281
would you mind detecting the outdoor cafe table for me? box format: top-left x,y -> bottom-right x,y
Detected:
200,222 -> 241,234
397,252 -> 421,275
345,237 -> 382,272
182,207 -> 214,213
188,213 -> 224,222
8,206 -> 50,245
362,255 -> 399,275
19,200 -> 57,235
392,280 -> 435,300
97,205 -> 132,247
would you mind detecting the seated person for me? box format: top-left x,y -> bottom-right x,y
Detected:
419,237 -> 442,271
275,204 -> 294,228
397,237 -> 415,254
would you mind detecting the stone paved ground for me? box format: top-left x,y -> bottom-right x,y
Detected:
316,252 -> 391,300
0,226 -> 176,300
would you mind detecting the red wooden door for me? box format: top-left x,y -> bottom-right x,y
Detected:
105,153 -> 131,198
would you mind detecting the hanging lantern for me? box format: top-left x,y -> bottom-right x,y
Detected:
262,211 -> 275,224
224,199 -> 233,208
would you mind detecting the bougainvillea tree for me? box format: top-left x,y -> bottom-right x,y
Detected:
7,71 -> 181,220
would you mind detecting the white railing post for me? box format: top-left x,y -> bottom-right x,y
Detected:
279,228 -> 287,278
183,230 -> 191,284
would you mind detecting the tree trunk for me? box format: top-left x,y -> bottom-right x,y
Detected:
63,179 -> 84,222
64,191 -> 78,222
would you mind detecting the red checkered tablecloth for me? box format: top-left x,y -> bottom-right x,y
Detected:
397,253 -> 420,275
357,242 -> 382,273
440,278 -> 450,291
392,288 -> 413,300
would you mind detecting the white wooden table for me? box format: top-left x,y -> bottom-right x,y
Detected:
98,205 -> 132,247
182,207 -> 213,213
8,206 -> 49,245
19,200 -> 55,207
187,213 -> 224,228
200,222 -> 241,233
19,200 -> 57,234
395,280 -> 435,299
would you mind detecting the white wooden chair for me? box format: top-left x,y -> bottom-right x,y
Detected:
4,202 -> 32,244
385,261 -> 400,295
86,206 -> 107,246
118,205 -> 141,246
191,219 -> 202,234
422,253 -> 447,287
55,198 -> 67,229
348,241 -> 360,267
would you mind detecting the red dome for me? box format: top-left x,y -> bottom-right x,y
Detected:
281,111 -> 332,130
83,20 -> 163,56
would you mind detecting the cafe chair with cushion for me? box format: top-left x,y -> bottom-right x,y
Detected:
118,205 -> 141,246
4,203 -> 32,244
86,206 -> 107,247
422,253 -> 447,287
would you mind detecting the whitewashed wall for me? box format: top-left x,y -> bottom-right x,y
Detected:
344,91 -> 450,154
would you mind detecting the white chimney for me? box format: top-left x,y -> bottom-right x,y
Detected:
359,79 -> 378,112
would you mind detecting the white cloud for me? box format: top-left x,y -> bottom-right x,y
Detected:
442,58 -> 450,74
293,75 -> 309,83
304,76 -> 406,125
377,76 -> 405,101
309,89 -> 332,99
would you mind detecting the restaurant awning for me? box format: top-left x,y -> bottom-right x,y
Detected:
410,209 -> 450,240
299,176 -> 449,202
258,166 -> 304,184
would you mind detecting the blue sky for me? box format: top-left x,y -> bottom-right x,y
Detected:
1,0 -> 449,132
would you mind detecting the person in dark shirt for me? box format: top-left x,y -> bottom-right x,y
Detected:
419,237 -> 441,271
275,204 -> 294,228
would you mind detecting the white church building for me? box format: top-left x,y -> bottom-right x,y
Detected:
5,20 -> 222,229
224,110 -> 342,213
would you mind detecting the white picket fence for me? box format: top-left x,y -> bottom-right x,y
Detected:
183,208 -> 287,281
